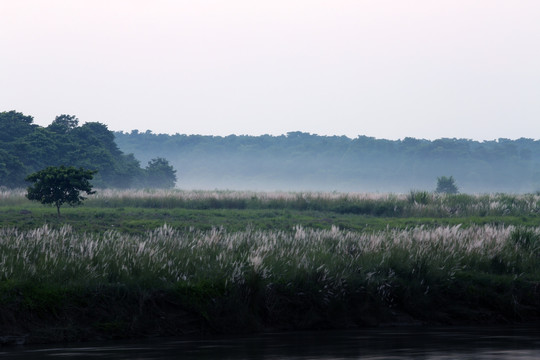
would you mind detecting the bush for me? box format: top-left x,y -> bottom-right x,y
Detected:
435,176 -> 459,194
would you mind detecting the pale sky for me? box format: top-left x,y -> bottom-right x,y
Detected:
1,0 -> 539,140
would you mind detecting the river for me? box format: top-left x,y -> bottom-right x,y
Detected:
1,325 -> 539,359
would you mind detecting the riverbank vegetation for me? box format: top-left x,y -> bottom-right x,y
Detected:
1,190 -> 540,343
3,189 -> 540,233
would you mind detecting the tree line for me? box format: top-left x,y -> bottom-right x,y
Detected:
4,109 -> 538,193
0,111 -> 176,189
114,130 -> 540,193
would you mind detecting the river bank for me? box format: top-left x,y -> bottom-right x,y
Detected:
1,191 -> 539,345
1,274 -> 539,345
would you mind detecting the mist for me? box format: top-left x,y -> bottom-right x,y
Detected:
115,132 -> 540,194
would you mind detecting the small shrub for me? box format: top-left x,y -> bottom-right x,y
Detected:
435,176 -> 459,194
407,190 -> 431,205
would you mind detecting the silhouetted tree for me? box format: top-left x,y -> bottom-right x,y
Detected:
26,166 -> 97,217
145,158 -> 177,188
0,111 -> 146,188
435,176 -> 459,194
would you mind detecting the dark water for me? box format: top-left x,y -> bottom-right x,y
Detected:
1,326 -> 540,359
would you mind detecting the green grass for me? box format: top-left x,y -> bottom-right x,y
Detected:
0,223 -> 538,328
3,188 -> 540,233
1,188 -> 540,341
2,204 -> 538,234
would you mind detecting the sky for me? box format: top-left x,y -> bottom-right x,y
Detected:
1,0 -> 539,140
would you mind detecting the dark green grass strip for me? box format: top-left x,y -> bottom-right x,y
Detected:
1,204 -> 538,233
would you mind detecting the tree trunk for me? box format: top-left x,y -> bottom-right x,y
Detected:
56,204 -> 61,218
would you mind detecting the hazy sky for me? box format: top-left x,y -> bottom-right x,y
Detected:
1,1 -> 539,140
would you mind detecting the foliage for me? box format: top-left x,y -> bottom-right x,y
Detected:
114,131 -> 540,193
26,166 -> 97,217
143,157 -> 177,188
510,226 -> 540,251
4,189 -> 540,337
0,149 -> 27,188
3,189 -> 540,233
407,190 -> 432,205
47,114 -> 79,134
435,176 -> 459,194
0,110 -> 176,189
0,110 -> 36,142
0,223 -> 538,328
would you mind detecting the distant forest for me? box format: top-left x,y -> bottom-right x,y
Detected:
0,111 -> 175,189
3,109 -> 538,193
115,131 -> 540,193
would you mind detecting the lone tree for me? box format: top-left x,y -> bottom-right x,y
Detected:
435,175 -> 459,194
144,157 -> 177,188
26,166 -> 97,217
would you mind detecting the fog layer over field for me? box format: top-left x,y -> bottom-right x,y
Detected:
115,132 -> 540,193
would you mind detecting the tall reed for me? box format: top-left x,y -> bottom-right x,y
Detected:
1,224 -> 537,296
5,188 -> 540,217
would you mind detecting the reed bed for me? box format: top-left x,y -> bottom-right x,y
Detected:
3,189 -> 540,336
1,224 -> 537,298
0,188 -> 27,206
89,189 -> 540,217
1,221 -> 539,335
4,188 -> 540,217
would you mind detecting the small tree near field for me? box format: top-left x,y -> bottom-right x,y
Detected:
435,175 -> 459,194
26,166 -> 97,217
144,157 -> 177,188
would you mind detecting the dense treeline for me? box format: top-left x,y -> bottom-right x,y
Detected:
0,111 -> 176,188
114,130 -> 540,193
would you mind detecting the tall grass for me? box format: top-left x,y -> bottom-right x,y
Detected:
5,188 -> 540,217
90,189 -> 540,217
90,189 -> 540,216
0,188 -> 27,206
1,224 -> 538,300
3,188 -> 540,333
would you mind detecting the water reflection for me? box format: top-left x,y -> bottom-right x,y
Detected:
1,326 -> 540,359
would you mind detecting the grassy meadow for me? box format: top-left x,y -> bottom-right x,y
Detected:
3,188 -> 540,232
1,189 -> 540,342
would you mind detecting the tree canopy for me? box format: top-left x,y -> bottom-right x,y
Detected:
0,111 -> 177,189
114,131 -> 540,193
435,176 -> 459,194
26,166 -> 97,217
48,114 -> 79,134
144,157 -> 177,189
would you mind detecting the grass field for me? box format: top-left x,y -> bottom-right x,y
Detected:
2,189 -> 540,232
0,189 -> 539,343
